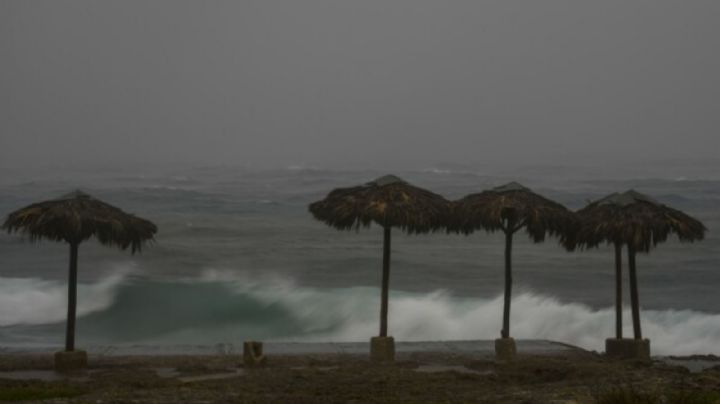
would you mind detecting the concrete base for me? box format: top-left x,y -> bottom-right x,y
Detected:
605,338 -> 650,361
54,350 -> 88,372
495,338 -> 517,361
243,341 -> 267,367
370,336 -> 395,362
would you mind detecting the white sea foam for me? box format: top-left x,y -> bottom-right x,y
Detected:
296,290 -> 720,355
2,268 -> 718,355
207,269 -> 720,355
0,267 -> 130,326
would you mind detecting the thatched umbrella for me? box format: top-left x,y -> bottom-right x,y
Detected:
451,182 -> 576,341
573,190 -> 705,340
309,175 -> 449,339
2,191 -> 157,352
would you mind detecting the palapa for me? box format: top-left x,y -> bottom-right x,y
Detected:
451,182 -> 577,340
309,175 -> 449,337
572,190 -> 705,340
2,191 -> 157,351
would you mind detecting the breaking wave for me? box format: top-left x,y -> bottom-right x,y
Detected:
1,268 -> 718,355
0,268 -> 129,327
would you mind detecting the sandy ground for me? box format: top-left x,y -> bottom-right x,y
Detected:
0,350 -> 719,403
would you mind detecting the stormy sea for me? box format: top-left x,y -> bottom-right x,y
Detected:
1,163 -> 718,355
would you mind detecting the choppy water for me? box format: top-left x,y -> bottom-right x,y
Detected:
0,164 -> 718,355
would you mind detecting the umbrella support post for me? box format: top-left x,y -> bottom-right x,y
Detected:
54,350 -> 87,372
614,243 -> 623,339
65,242 -> 79,352
243,341 -> 267,367
494,338 -> 516,361
605,338 -> 650,361
370,336 -> 395,362
379,227 -> 391,338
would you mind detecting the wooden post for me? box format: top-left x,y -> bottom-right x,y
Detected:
501,227 -> 514,339
379,226 -> 391,337
628,245 -> 642,339
65,242 -> 79,352
243,341 -> 267,366
614,242 -> 623,339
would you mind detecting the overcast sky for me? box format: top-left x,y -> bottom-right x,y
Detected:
1,1 -> 719,171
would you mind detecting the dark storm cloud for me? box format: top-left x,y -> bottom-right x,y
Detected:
1,1 -> 719,170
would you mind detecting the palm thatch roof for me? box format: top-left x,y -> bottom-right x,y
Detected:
308,175 -> 450,233
573,190 -> 706,252
2,191 -> 157,253
450,182 -> 577,242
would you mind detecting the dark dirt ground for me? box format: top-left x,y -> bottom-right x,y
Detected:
1,351 -> 719,403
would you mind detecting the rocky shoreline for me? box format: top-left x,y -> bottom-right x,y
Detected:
1,348 -> 719,403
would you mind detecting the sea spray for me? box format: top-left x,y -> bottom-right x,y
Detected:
2,268 -> 717,355
0,267 -> 130,326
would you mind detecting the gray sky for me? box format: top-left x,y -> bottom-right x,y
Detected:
1,1 -> 719,171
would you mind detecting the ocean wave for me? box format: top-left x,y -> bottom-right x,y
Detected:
421,168 -> 456,175
0,267 -> 131,326
2,269 -> 718,355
